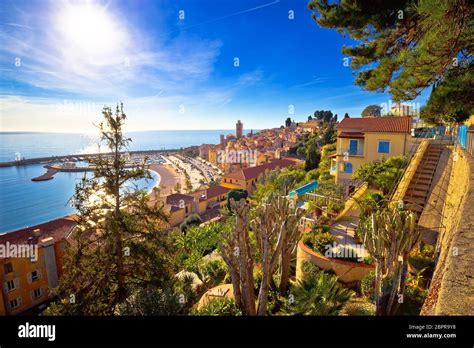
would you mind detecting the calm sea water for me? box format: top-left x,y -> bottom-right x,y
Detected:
0,130 -> 244,233
0,164 -> 159,233
0,130 -> 240,162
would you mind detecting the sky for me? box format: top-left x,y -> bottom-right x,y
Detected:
0,0 -> 430,132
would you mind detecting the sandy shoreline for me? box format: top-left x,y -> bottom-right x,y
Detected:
149,163 -> 181,197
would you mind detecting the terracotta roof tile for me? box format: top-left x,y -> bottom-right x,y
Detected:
224,158 -> 301,181
0,215 -> 78,245
336,116 -> 412,133
204,186 -> 231,200
165,193 -> 194,206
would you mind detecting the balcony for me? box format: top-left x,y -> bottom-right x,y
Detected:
338,147 -> 364,157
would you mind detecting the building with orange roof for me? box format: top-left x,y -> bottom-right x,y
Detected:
221,157 -> 302,193
0,215 -> 77,315
332,116 -> 414,185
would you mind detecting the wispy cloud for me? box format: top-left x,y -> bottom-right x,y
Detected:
0,1 -> 222,100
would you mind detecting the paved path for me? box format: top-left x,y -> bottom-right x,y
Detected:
329,205 -> 369,258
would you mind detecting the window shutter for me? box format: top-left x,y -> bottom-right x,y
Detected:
27,272 -> 32,284
6,300 -> 10,311
344,163 -> 352,173
17,296 -> 23,306
3,281 -> 8,293
13,278 -> 19,289
37,268 -> 42,279
30,290 -> 35,300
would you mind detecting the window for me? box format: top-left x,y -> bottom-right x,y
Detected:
378,140 -> 390,153
27,269 -> 41,283
4,262 -> 13,274
31,270 -> 39,282
349,139 -> 359,155
5,278 -> 19,292
31,287 -> 44,300
8,297 -> 22,310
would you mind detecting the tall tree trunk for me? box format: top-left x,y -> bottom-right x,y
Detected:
390,258 -> 409,315
279,250 -> 292,293
236,204 -> 256,316
257,238 -> 271,315
114,141 -> 126,304
375,262 -> 384,316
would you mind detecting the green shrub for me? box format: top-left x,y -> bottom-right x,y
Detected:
302,233 -> 315,249
180,214 -> 202,233
280,261 -> 353,315
409,255 -> 435,273
303,232 -> 336,255
310,224 -> 331,234
226,189 -> 248,210
253,267 -> 263,291
362,255 -> 375,265
314,232 -> 336,254
197,259 -> 228,287
397,285 -> 428,315
421,244 -> 435,258
340,300 -> 375,316
191,298 -> 242,316
336,245 -> 361,262
361,271 -> 376,300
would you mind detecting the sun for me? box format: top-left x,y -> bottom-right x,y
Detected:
55,2 -> 125,59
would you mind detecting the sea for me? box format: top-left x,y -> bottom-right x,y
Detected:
0,130 -> 244,233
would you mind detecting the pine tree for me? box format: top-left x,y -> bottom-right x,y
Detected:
308,0 -> 473,122
46,104 -> 175,315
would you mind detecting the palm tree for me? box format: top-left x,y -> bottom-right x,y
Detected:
281,262 -> 353,315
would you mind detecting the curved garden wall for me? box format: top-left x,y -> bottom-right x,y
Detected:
296,240 -> 374,285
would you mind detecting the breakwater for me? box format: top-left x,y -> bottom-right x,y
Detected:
0,149 -> 179,168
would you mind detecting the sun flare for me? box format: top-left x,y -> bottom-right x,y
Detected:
55,2 -> 125,58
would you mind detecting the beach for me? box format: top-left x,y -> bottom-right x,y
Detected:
149,163 -> 181,197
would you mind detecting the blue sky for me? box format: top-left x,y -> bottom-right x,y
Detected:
0,0 -> 430,132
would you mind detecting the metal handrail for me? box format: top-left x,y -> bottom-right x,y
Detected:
387,127 -> 444,201
387,127 -> 453,202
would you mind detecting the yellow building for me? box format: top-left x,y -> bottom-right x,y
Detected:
192,186 -> 231,210
331,117 -> 413,186
0,216 -> 76,315
163,188 -> 232,227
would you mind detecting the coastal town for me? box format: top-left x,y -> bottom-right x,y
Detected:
0,1 -> 473,346
1,104 -> 473,318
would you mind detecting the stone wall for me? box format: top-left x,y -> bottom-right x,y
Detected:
421,148 -> 474,315
296,240 -> 374,285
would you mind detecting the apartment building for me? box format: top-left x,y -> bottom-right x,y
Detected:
0,216 -> 77,315
331,116 -> 413,185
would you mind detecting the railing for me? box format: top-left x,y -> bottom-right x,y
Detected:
458,125 -> 467,149
390,140 -> 429,207
338,148 -> 364,156
388,127 -> 454,203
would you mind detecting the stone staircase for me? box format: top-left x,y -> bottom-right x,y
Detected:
404,143 -> 444,215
